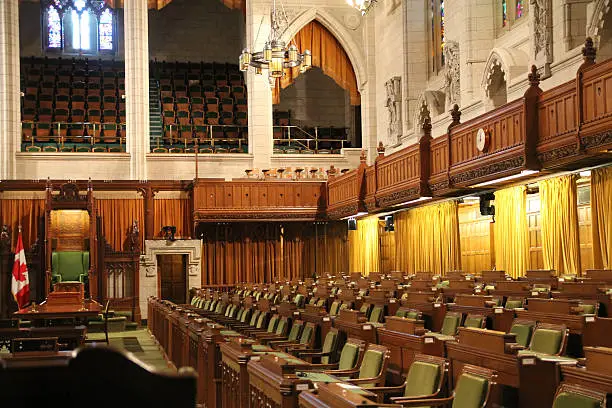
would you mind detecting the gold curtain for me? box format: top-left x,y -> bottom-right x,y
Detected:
95,199 -> 145,252
153,199 -> 192,239
348,216 -> 380,275
494,186 -> 529,278
200,224 -> 281,285
592,166 -> 612,269
272,21 -> 360,106
0,199 -> 45,251
539,175 -> 581,275
394,201 -> 461,275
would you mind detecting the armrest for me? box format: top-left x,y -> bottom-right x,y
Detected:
344,375 -> 383,385
298,363 -> 340,371
322,367 -> 359,376
390,396 -> 454,407
52,274 -> 62,283
366,383 -> 406,402
505,343 -> 525,355
296,349 -> 327,357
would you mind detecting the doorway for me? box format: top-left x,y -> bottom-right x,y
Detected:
157,254 -> 187,304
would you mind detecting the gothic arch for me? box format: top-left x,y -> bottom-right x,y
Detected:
587,0 -> 611,40
481,48 -> 529,93
281,9 -> 366,91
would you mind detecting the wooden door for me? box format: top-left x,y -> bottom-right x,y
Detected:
158,254 -> 187,304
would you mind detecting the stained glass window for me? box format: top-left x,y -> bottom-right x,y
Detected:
502,0 -> 508,26
44,0 -> 114,54
47,6 -> 62,48
516,0 -> 524,19
99,9 -> 113,50
440,0 -> 445,66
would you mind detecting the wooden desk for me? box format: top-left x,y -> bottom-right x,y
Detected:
333,310 -> 377,344
13,299 -> 102,326
377,317 -> 444,385
299,383 -> 379,408
560,346 -> 612,404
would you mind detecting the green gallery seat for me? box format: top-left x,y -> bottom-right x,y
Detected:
518,323 -> 568,357
428,312 -> 462,340
51,251 -> 89,284
552,383 -> 606,408
369,353 -> 448,404
508,319 -> 536,347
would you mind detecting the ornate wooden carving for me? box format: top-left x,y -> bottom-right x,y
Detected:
194,179 -> 327,222
327,152 -> 368,220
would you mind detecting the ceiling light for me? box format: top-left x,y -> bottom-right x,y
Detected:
472,170 -> 540,188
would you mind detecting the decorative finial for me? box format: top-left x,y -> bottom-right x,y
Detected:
327,165 -> 337,179
422,117 -> 432,134
377,142 -> 385,157
360,150 -> 367,163
528,65 -> 540,87
450,104 -> 461,125
582,37 -> 596,65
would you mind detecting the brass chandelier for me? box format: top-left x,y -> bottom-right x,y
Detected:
239,0 -> 311,85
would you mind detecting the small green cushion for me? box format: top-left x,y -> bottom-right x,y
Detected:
530,328 -> 563,355
404,361 -> 440,399
321,332 -> 338,364
509,323 -> 534,347
358,350 -> 383,387
553,392 -> 602,408
464,316 -> 483,329
452,373 -> 488,408
441,314 -> 461,336
505,300 -> 523,309
338,344 -> 359,370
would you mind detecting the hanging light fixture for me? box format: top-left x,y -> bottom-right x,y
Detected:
346,0 -> 377,15
239,0 -> 311,83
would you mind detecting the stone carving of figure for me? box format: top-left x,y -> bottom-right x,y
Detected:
532,0 -> 549,59
444,41 -> 460,109
384,77 -> 402,145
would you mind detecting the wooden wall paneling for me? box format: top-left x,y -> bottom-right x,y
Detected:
458,203 -> 493,274
374,143 -> 423,209
429,135 -> 451,195
579,56 -> 612,151
327,152 -> 368,219
527,194 -> 544,270
364,165 -> 377,212
536,81 -> 580,167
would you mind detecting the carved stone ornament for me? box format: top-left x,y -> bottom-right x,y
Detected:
416,100 -> 432,136
530,0 -> 553,73
444,41 -> 460,109
384,76 -> 402,146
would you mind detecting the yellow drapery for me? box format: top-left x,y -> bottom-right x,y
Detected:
394,201 -> 461,275
539,175 -> 581,275
0,199 -> 45,251
348,216 -> 380,275
95,199 -> 145,252
592,166 -> 612,269
273,21 -> 361,106
494,186 -> 529,278
153,199 -> 192,239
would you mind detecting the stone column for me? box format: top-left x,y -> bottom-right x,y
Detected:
246,0 -> 273,170
361,13 -> 378,164
124,0 -> 150,180
0,0 -> 21,180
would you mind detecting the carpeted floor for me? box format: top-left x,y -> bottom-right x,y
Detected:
86,328 -> 173,373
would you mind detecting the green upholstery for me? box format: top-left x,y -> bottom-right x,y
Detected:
440,314 -> 461,336
287,322 -> 303,341
580,304 -> 596,315
294,294 -> 305,308
509,322 -> 535,347
338,343 -> 359,370
240,309 -> 250,323
51,251 -> 89,283
360,304 -> 370,314
530,328 -> 563,355
357,350 -> 383,387
203,300 -> 211,310
464,316 -> 484,329
255,312 -> 267,329
553,392 -> 602,408
320,331 -> 338,364
316,299 -> 326,307
190,296 -> 199,306
369,306 -> 384,323
406,311 -> 419,319
330,301 -> 341,316
505,300 -> 523,309
309,297 -> 317,305
266,316 -> 279,333
452,373 -> 488,408
403,361 -> 440,400
299,325 -> 313,344
275,319 -> 287,335
249,310 -> 261,326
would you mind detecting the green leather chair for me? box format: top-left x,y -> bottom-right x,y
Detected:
329,301 -> 342,316
552,383 -> 606,408
51,251 -> 89,284
464,314 -> 486,329
369,305 -> 385,323
428,312 -> 462,340
296,328 -> 340,364
341,344 -> 390,388
508,319 -> 536,347
369,354 -> 448,404
267,320 -> 304,348
527,325 -> 566,356
395,308 -> 420,319
505,298 -> 525,310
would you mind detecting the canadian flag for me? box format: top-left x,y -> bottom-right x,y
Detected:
11,230 -> 30,309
